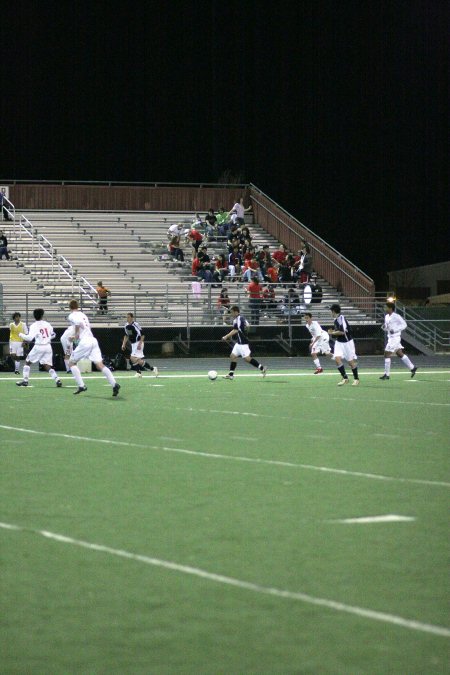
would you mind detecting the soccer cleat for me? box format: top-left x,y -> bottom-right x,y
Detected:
314,367 -> 323,374
16,380 -> 28,387
410,366 -> 417,378
223,374 -> 234,380
337,378 -> 349,386
112,383 -> 121,397
73,386 -> 87,395
14,370 -> 20,375
56,380 -> 62,387
379,374 -> 390,380
262,366 -> 267,377
134,371 -> 142,377
152,366 -> 158,377
352,379 -> 360,386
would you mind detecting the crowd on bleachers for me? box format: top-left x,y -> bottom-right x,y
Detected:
164,201 -> 322,324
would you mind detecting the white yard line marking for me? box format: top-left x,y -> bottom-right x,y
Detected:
330,515 -> 416,524
309,396 -> 449,407
0,521 -> 448,638
229,435 -> 258,442
0,423 -> 448,488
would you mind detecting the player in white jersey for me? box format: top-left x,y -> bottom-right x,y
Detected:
304,312 -> 332,373
9,312 -> 28,375
16,308 -> 62,388
60,324 -> 76,373
67,299 -> 120,396
380,302 -> 417,380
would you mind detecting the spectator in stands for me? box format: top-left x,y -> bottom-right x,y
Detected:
247,275 -> 263,325
266,261 -> 279,284
96,281 -> 111,314
192,213 -> 205,231
192,252 -> 202,278
204,209 -> 218,238
242,255 -> 263,283
168,234 -> 184,261
228,197 -> 252,227
272,244 -> 287,265
187,226 -> 203,252
262,283 -> 277,317
258,244 -> 272,277
298,243 -> 313,282
228,245 -> 242,281
216,207 -> 231,235
167,222 -> 184,240
279,288 -> 301,319
217,287 -> 231,323
197,246 -> 214,283
0,230 -> 10,260
213,253 -> 229,283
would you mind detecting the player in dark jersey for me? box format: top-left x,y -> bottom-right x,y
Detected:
328,304 -> 360,386
221,306 -> 267,379
121,313 -> 158,377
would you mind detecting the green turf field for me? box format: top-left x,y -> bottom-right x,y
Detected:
1,365 -> 449,674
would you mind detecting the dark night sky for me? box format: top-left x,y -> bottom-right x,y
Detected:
1,0 -> 448,289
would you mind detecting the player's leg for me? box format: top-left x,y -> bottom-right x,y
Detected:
244,354 -> 267,376
42,361 -> 62,387
396,349 -> 417,377
334,352 -> 348,385
380,350 -> 392,379
311,350 -> 323,373
224,350 -> 238,379
16,358 -> 31,386
348,357 -> 360,385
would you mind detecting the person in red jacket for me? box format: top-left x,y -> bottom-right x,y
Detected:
247,276 -> 263,325
187,226 -> 203,252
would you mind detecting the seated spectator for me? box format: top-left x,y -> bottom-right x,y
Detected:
247,275 -> 262,325
228,197 -> 251,227
217,287 -> 231,323
192,252 -> 202,278
258,244 -> 272,276
192,213 -> 205,231
187,226 -> 203,252
277,258 -> 292,285
216,207 -> 231,235
228,246 -> 242,281
213,254 -> 229,283
204,209 -> 218,238
272,244 -> 287,265
239,226 -> 252,244
242,255 -> 263,283
265,262 -> 279,284
279,288 -> 301,318
262,283 -> 277,316
197,246 -> 213,283
0,230 -> 10,260
168,234 -> 184,261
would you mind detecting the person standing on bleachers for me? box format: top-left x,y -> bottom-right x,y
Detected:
228,197 -> 251,227
96,281 -> 111,314
0,230 -> 10,259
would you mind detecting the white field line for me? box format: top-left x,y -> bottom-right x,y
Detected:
330,515 -> 416,524
0,423 -> 449,488
0,521 -> 448,638
0,369 -> 449,383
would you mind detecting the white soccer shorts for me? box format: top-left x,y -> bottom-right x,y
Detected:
72,337 -> 103,363
9,341 -> 24,357
333,339 -> 357,362
231,343 -> 251,358
27,344 -> 53,366
385,335 -> 404,353
131,342 -> 144,359
312,335 -> 331,354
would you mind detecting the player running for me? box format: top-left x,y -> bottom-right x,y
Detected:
380,302 -> 417,380
121,313 -> 158,378
221,305 -> 267,379
16,309 -> 62,388
67,299 -> 120,396
304,312 -> 332,373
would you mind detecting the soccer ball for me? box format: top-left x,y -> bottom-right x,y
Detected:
208,370 -> 218,381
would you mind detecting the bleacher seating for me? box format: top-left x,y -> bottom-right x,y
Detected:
0,210 -> 374,327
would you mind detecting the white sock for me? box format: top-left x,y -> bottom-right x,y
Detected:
401,354 -> 413,370
102,366 -> 116,386
384,358 -> 391,376
15,360 -> 20,371
48,368 -> 59,381
23,364 -> 30,381
70,365 -> 85,387
313,358 -> 321,368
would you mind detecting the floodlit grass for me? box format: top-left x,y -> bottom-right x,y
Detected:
1,366 -> 449,674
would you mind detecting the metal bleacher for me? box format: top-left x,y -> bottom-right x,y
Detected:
1,210 -> 373,327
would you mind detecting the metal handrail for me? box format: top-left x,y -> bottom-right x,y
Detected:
250,183 -> 374,284
1,179 -> 248,188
